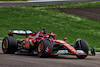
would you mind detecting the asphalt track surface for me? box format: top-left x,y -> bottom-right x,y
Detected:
0,0 -> 100,7
0,42 -> 100,67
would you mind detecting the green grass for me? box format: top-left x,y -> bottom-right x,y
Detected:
0,1 -> 100,51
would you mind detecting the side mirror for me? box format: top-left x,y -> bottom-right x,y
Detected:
63,38 -> 68,41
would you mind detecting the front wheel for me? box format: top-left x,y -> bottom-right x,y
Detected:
2,36 -> 18,54
37,40 -> 52,58
75,40 -> 89,59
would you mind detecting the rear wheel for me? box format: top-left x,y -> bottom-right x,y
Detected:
2,36 -> 18,54
75,40 -> 89,59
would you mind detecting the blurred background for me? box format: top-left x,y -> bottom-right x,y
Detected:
0,0 -> 72,1
29,0 -> 69,1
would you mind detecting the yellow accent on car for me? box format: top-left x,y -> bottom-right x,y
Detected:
64,44 -> 68,46
31,40 -> 35,46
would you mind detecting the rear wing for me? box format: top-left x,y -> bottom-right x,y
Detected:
8,30 -> 34,37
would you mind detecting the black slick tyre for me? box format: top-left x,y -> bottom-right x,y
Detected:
80,40 -> 89,55
37,39 -> 52,58
2,36 -> 17,54
76,40 -> 89,59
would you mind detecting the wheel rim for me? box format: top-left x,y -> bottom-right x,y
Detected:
38,43 -> 42,53
3,39 -> 8,50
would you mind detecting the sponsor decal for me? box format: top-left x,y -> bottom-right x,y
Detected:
64,44 -> 68,46
26,41 -> 29,48
45,46 -> 50,53
29,40 -> 35,46
57,50 -> 68,53
77,50 -> 85,53
54,40 -> 66,43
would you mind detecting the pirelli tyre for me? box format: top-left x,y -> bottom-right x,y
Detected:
75,40 -> 89,59
37,39 -> 52,58
2,36 -> 18,54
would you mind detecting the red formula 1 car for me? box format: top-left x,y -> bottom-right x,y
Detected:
2,28 -> 89,59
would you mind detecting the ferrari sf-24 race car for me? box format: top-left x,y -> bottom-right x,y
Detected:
2,28 -> 89,59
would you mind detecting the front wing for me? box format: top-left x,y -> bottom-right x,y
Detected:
51,50 -> 87,56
